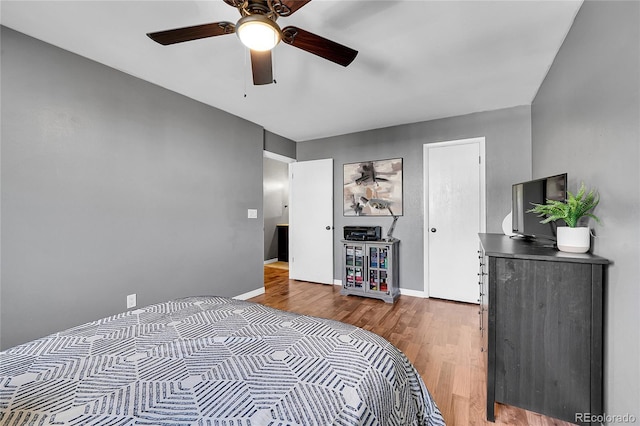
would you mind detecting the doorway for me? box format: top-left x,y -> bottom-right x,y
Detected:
423,137 -> 486,303
263,151 -> 294,270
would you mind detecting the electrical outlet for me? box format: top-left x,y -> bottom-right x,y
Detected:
127,294 -> 137,309
247,209 -> 258,219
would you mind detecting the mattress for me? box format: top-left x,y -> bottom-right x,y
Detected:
0,296 -> 445,425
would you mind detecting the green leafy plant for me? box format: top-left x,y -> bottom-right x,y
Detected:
527,183 -> 601,228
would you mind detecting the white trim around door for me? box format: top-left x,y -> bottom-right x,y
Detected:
423,137 -> 486,300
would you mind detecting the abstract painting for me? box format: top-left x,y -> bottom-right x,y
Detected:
343,158 -> 403,216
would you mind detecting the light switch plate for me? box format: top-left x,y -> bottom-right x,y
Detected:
127,294 -> 137,309
248,209 -> 258,219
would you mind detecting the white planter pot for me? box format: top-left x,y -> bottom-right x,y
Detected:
556,227 -> 591,253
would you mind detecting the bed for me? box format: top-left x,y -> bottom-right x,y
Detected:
0,296 -> 445,425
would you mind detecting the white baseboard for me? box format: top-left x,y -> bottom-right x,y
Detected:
399,288 -> 427,298
333,279 -> 342,286
233,287 -> 265,300
264,258 -> 278,265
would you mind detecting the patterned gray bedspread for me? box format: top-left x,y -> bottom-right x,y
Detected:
0,296 -> 445,425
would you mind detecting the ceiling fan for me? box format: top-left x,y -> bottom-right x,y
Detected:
147,0 -> 358,85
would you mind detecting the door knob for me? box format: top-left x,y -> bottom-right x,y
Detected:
326,226 -> 331,230
430,228 -> 437,233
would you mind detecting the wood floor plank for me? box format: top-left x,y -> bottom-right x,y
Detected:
255,265 -> 577,426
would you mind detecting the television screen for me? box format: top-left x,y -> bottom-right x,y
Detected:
512,173 -> 567,241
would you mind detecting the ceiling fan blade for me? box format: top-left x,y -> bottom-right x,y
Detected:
250,50 -> 274,85
281,26 -> 357,66
273,0 -> 312,16
147,22 -> 235,46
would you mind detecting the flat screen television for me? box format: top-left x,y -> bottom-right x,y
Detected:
512,173 -> 567,241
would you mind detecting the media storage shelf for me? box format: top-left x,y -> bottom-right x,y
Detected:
341,239 -> 400,303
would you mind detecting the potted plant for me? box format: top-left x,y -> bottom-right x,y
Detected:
527,183 -> 601,253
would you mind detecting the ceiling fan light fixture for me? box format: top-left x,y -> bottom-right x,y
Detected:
236,14 -> 281,51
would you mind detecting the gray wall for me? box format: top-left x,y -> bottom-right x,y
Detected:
264,130 -> 296,160
263,157 -> 289,261
297,105 -> 532,291
1,27 -> 265,350
531,1 -> 640,421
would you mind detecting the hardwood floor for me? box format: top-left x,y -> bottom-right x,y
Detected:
254,265 -> 575,426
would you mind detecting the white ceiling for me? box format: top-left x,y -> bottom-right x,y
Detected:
1,0 -> 582,142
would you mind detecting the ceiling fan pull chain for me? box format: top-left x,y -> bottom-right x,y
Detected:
272,48 -> 277,84
243,48 -> 248,97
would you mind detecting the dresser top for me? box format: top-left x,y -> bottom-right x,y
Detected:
478,233 -> 609,264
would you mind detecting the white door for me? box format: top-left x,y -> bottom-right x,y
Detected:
289,159 -> 334,284
424,138 -> 485,303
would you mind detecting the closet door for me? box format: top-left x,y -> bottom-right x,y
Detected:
424,137 -> 486,303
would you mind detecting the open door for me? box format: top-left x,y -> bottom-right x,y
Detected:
289,159 -> 334,284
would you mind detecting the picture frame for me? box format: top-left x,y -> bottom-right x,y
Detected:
343,158 -> 403,216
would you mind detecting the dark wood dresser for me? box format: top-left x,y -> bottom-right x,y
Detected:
478,233 -> 608,425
